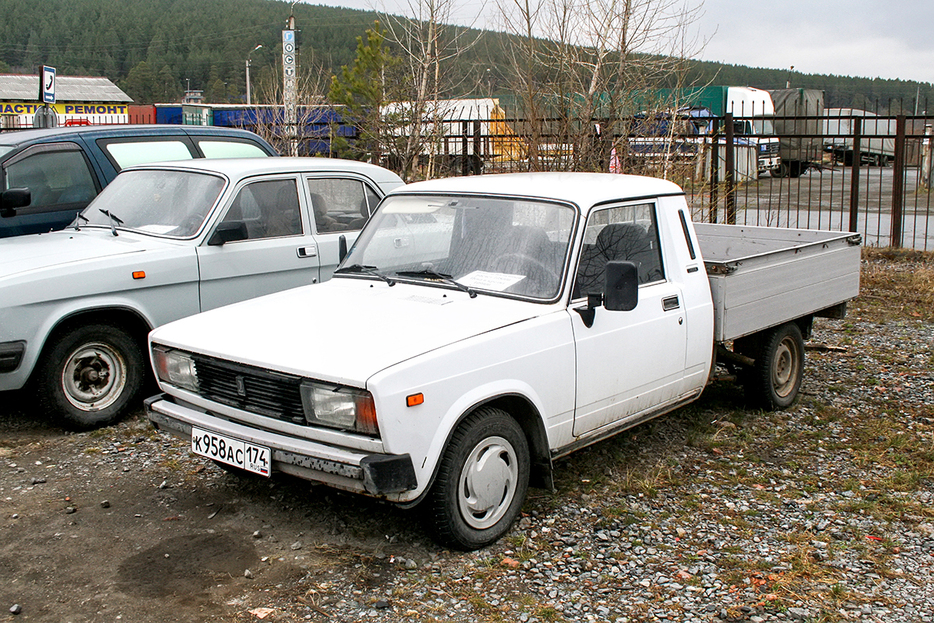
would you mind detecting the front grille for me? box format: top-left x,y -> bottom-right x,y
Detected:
763,142 -> 780,155
192,355 -> 306,425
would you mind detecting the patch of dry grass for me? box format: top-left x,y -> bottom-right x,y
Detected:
855,248 -> 934,323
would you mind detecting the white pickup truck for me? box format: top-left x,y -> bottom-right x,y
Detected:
145,172 -> 861,550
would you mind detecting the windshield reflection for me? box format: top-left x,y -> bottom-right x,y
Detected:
80,170 -> 225,238
342,194 -> 576,300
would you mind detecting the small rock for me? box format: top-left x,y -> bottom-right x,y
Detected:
10,604 -> 22,615
788,607 -> 810,620
404,558 -> 418,570
252,530 -> 262,539
65,506 -> 76,514
31,477 -> 46,485
374,599 -> 391,609
100,500 -> 111,509
244,569 -> 254,579
290,541 -> 303,551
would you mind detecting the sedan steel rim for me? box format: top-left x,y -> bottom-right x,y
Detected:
458,435 -> 518,530
61,342 -> 127,411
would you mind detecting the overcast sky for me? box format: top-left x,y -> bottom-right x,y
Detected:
301,0 -> 934,85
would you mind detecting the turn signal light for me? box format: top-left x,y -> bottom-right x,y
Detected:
406,393 -> 424,407
132,271 -> 146,280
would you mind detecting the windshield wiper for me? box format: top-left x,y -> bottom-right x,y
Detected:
395,269 -> 477,298
334,264 -> 395,286
73,213 -> 89,231
98,209 -> 124,236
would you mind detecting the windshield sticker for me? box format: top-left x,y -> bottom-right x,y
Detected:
458,271 -> 525,291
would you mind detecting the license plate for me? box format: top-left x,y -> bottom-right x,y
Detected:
191,428 -> 270,477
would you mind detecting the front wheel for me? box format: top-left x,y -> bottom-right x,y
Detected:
35,323 -> 145,430
426,407 -> 530,550
744,323 -> 805,410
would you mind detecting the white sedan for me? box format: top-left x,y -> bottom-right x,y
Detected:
0,157 -> 403,429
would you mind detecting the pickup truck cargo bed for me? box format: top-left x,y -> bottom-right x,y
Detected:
695,223 -> 862,342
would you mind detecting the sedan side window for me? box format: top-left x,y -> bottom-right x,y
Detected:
4,146 -> 97,212
102,140 -> 193,168
573,202 -> 665,299
196,140 -> 269,159
220,179 -> 302,240
306,178 -> 375,233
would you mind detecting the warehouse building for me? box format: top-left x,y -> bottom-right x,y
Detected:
0,74 -> 132,128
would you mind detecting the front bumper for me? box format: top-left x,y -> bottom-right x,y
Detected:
145,393 -> 418,497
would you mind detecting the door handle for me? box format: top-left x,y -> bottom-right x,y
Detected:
297,245 -> 317,258
662,295 -> 680,311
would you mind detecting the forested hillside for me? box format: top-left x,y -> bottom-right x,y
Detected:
1,0 -> 930,113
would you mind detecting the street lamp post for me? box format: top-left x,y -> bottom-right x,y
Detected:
246,44 -> 263,106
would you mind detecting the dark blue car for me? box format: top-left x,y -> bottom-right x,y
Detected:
0,125 -> 277,238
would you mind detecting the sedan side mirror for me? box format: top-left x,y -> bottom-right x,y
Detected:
604,260 -> 639,312
0,188 -> 32,218
207,220 -> 249,246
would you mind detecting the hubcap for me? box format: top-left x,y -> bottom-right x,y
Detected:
771,338 -> 799,398
61,342 -> 127,412
458,436 -> 518,530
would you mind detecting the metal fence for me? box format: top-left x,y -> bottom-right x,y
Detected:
435,113 -> 934,251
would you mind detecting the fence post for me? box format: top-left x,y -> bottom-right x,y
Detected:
709,129 -> 719,223
473,120 -> 482,175
848,116 -> 862,233
890,115 -> 906,248
724,113 -> 736,224
461,121 -> 469,177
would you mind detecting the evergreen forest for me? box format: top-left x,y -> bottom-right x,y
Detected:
1,0 -> 931,114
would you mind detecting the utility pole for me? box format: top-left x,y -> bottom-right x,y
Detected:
282,13 -> 298,156
246,44 -> 262,106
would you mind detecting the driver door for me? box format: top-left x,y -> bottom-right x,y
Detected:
570,201 -> 687,437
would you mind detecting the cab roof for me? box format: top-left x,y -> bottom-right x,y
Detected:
123,156 -> 405,187
393,172 -> 684,213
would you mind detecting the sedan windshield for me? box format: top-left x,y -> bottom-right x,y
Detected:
341,194 -> 576,299
80,169 -> 225,238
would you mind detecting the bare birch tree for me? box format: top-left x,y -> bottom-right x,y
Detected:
376,0 -> 485,178
495,0 -> 707,173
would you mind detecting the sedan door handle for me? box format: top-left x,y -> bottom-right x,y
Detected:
297,245 -> 317,258
662,295 -> 680,311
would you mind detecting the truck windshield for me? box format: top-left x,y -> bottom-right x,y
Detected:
342,194 -> 576,300
79,169 -> 225,238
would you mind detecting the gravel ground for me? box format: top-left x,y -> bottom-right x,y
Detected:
2,255 -> 933,623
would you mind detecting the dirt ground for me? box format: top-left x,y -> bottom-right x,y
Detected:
0,392 -> 437,623
2,250 -> 931,623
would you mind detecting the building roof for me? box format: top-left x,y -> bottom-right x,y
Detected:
0,74 -> 132,103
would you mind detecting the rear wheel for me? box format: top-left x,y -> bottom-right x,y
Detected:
35,323 -> 144,430
426,407 -> 530,551
743,323 -> 805,410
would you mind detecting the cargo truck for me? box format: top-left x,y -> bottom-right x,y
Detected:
633,86 -> 781,175
768,88 -> 825,177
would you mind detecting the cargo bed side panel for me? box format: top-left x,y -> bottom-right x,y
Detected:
695,223 -> 861,342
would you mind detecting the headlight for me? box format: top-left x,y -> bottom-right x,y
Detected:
152,346 -> 199,393
300,382 -> 379,436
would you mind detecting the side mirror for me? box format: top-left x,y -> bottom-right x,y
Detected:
0,188 -> 32,218
338,234 -> 348,262
604,261 -> 639,312
207,220 -> 248,246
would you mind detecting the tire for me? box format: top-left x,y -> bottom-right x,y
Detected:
426,407 -> 530,551
744,323 -> 805,410
35,323 -> 145,430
